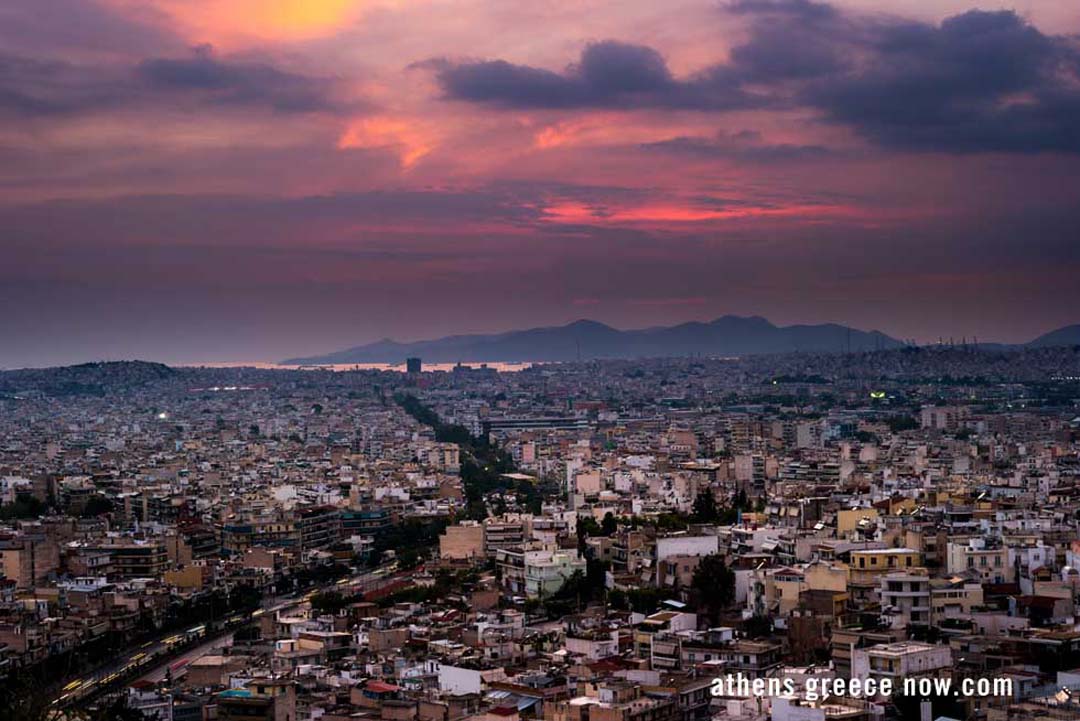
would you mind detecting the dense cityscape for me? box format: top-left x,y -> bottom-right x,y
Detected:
1,344 -> 1079,721
4,0 -> 1080,718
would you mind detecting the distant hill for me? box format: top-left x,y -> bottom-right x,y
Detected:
1027,324 -> 1080,348
0,360 -> 176,397
281,316 -> 905,365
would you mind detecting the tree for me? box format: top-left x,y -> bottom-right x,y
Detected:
80,494 -> 113,518
0,493 -> 45,520
229,585 -> 263,611
608,589 -> 629,610
397,548 -> 422,571
625,587 -> 666,613
310,590 -> 356,615
546,571 -> 589,615
0,671 -> 63,721
654,513 -> 689,531
600,512 -> 617,536
691,554 -> 735,623
742,614 -> 773,639
578,516 -> 602,536
586,557 -> 608,598
886,415 -> 918,432
691,491 -> 718,523
854,430 -> 879,444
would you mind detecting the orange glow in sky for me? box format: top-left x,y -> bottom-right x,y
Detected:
338,117 -> 435,168
113,0 -> 376,45
542,201 -> 861,225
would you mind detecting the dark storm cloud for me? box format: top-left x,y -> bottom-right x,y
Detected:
801,10 -> 1080,153
724,0 -> 838,20
729,5 -> 1080,153
432,40 -> 763,110
724,0 -> 849,82
0,46 -> 353,119
0,0 -> 179,58
433,4 -> 1080,154
135,47 -> 346,113
642,131 -> 834,163
0,53 -> 125,116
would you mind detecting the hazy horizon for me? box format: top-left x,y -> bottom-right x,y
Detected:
3,0 -> 1080,368
2,313 -> 1076,370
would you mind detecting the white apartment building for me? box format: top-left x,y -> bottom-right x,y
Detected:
495,546 -> 587,598
851,642 -> 951,683
946,538 -> 1014,584
879,570 -> 931,628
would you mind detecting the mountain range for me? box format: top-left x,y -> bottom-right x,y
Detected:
281,316 -> 906,364
281,318 -> 1080,365
1027,324 -> 1080,348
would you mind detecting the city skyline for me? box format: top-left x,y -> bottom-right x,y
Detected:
4,0 -> 1080,367
2,311 -> 1079,369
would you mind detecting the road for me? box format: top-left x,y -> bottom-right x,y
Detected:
137,632 -> 235,685
52,561 -> 405,707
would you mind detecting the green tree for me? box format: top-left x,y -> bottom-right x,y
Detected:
886,415 -> 918,432
586,557 -> 608,598
653,513 -> 690,531
692,491 -> 718,523
578,516 -> 602,539
310,590 -> 354,615
608,589 -> 628,610
691,554 -> 735,623
0,493 -> 45,521
600,512 -> 617,536
625,587 -> 666,613
80,494 -> 113,518
543,563 -> 615,619
396,548 -> 422,571
742,614 -> 773,638
229,585 -> 263,611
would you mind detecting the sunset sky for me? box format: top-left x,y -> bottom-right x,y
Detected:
3,0 -> 1080,366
